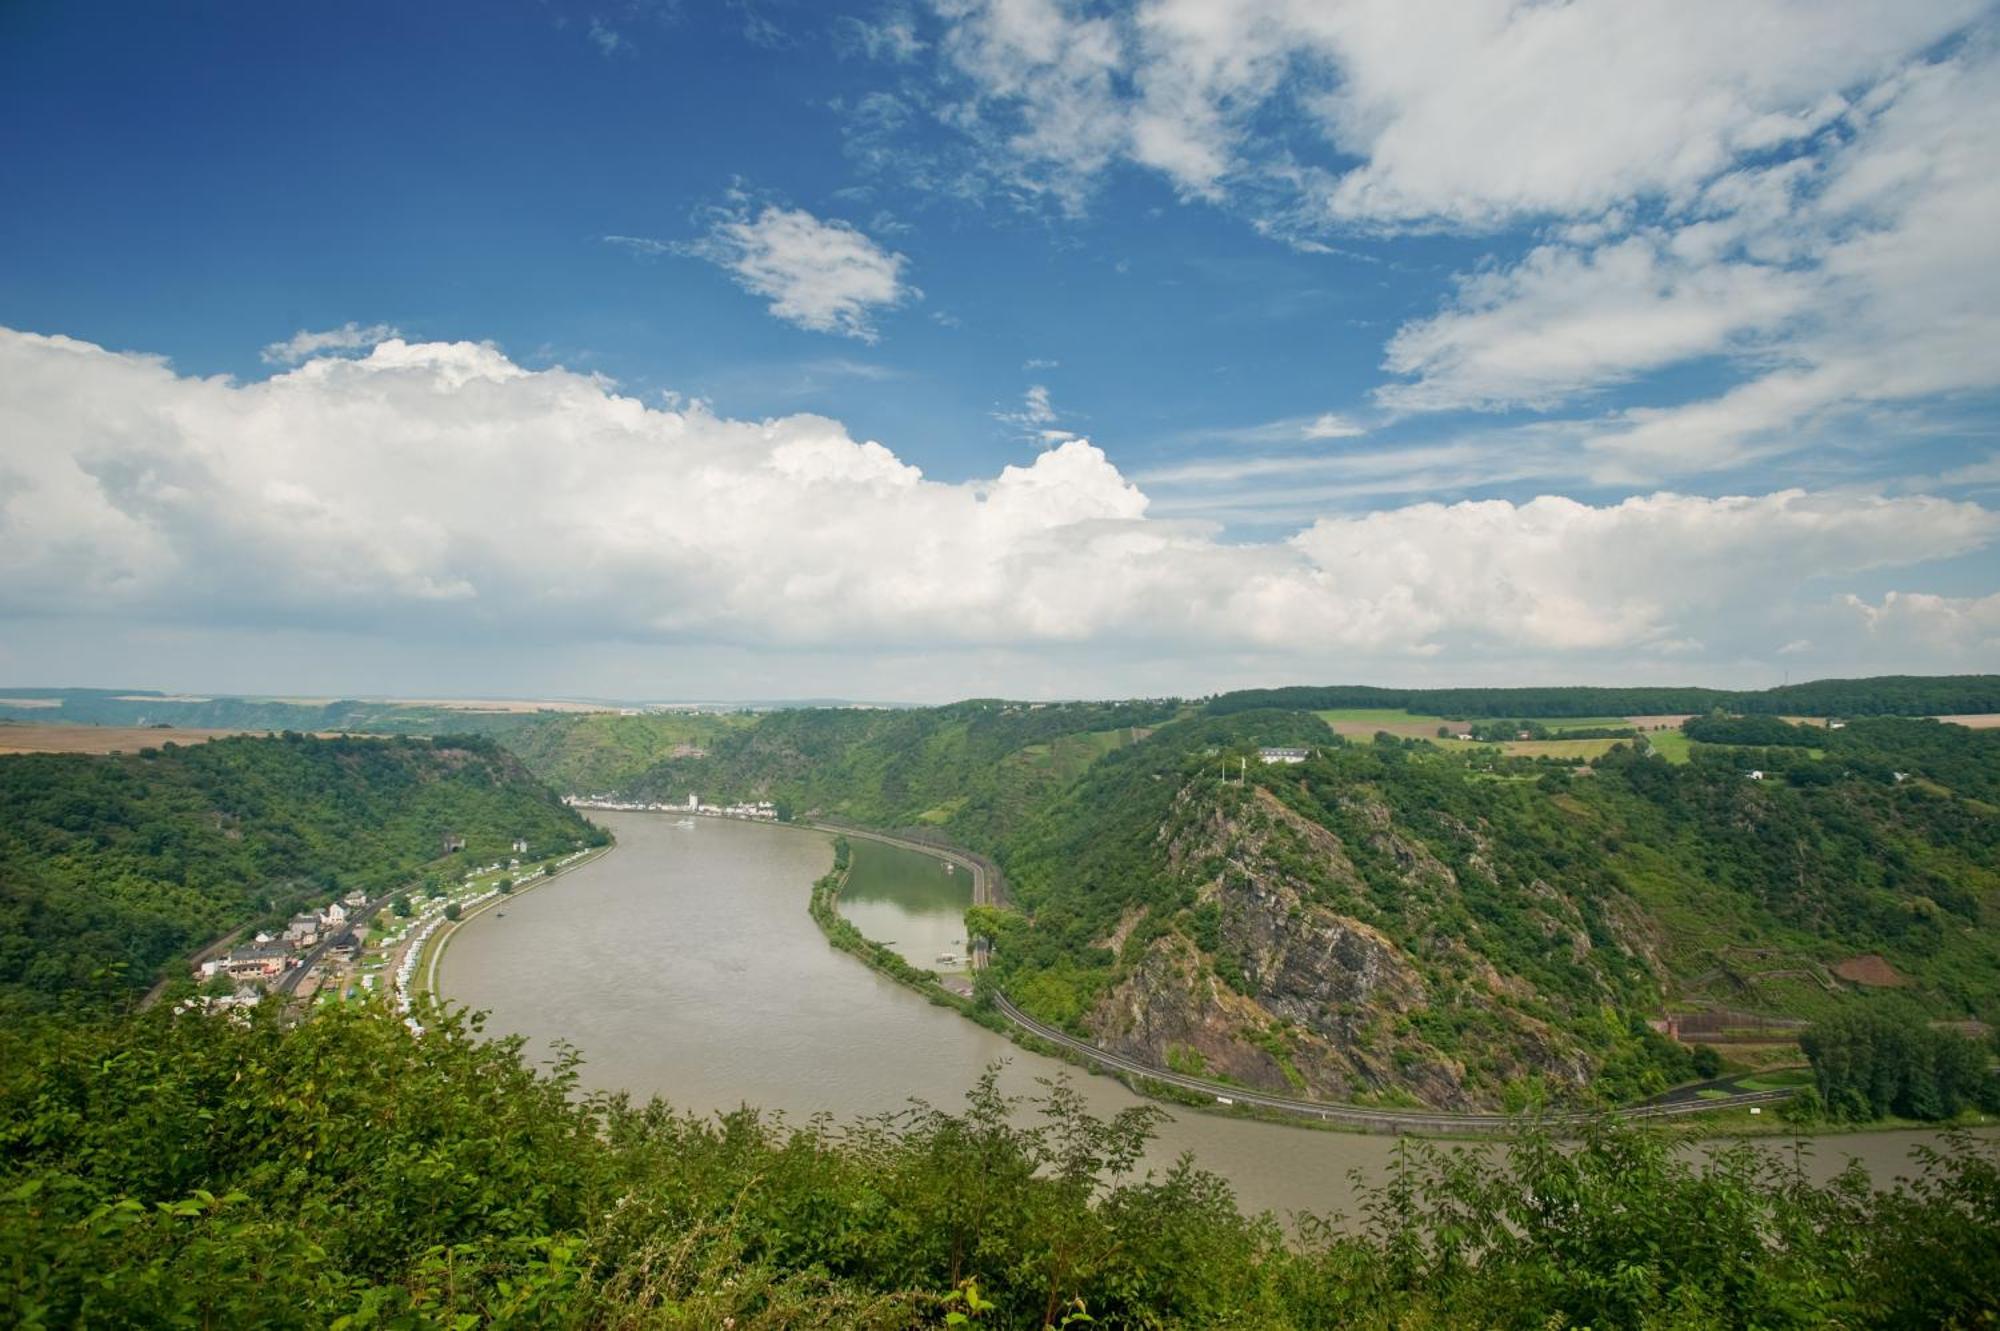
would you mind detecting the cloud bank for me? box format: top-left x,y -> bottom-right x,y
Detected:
3,326 -> 1994,692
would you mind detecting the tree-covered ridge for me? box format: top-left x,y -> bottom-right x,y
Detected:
0,734 -> 605,1009
979,715 -> 2000,1109
1204,674 -> 2000,719
616,698 -> 1185,847
497,711 -> 751,793
3,999 -> 1996,1329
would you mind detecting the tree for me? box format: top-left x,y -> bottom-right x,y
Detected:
497,877 -> 514,894
1801,1009 -> 1990,1121
392,895 -> 413,919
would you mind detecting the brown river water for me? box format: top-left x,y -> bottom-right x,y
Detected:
441,811 -> 1976,1221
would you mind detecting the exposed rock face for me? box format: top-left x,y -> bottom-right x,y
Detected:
1084,780 -> 1603,1110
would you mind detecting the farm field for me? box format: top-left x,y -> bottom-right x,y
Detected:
1531,715 -> 1637,732
1315,709 -> 1689,743
1313,708 -> 1466,738
1497,737 -> 1626,760
1647,731 -> 1694,763
1933,712 -> 2000,728
381,697 -> 617,714
0,722 -> 280,754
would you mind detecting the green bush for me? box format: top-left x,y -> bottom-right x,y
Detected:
3,1003 -> 1997,1328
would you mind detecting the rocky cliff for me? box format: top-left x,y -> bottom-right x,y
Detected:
1084,782 -> 1612,1110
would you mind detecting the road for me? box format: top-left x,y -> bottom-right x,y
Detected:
140,925 -> 248,1009
272,890 -> 394,997
991,995 -> 1795,1135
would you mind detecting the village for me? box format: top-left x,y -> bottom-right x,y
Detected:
564,791 -> 780,820
186,834 -> 595,1016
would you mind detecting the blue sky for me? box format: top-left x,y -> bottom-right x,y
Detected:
1,1 -> 1996,700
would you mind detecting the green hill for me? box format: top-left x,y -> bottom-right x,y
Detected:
0,733 -> 605,1009
984,714 -> 1999,1109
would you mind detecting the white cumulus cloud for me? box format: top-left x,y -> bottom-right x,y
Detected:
684,205 -> 917,341
1378,236 -> 1814,413
260,322 -> 402,366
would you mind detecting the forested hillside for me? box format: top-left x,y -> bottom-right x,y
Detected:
0,734 -> 605,1009
498,710 -> 751,793
616,698 -> 1184,848
982,714 -> 1999,1109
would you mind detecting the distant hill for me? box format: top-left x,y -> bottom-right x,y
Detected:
1202,674 -> 2000,719
0,688 -> 616,735
0,733 -> 604,1009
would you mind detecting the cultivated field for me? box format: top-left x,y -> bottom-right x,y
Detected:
1646,731 -> 1694,763
370,697 -> 616,714
0,723 -> 276,755
1499,737 -> 1626,760
1313,708 -> 1468,738
1934,713 -> 2000,728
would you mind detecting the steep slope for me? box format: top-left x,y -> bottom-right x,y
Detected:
0,733 -> 606,1008
614,698 -> 1183,846
500,710 -> 751,792
986,716 -> 2000,1109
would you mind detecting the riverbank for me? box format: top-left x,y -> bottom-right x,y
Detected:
415,841 -> 615,999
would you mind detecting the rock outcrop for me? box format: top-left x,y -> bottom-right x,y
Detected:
1085,780 -> 1604,1110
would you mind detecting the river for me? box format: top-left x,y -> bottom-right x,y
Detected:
441,811 -> 1972,1221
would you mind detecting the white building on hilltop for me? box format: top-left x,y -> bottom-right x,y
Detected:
1258,747 -> 1311,765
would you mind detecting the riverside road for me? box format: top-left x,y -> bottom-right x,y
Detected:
990,995 -> 1796,1135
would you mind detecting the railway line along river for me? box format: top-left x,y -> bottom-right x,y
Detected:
441,810 -> 1976,1221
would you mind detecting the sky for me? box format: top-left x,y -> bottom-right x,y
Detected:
1,0 -> 1997,702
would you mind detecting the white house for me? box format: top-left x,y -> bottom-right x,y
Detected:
1258,747 -> 1311,765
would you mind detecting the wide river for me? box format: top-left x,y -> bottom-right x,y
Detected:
443,811 -> 1968,1220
